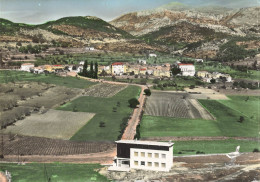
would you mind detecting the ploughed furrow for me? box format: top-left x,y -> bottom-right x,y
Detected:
3,135 -> 115,155
145,92 -> 192,118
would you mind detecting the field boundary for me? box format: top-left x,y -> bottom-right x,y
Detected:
141,136 -> 260,141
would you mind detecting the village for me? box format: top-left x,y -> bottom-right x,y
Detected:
19,55 -> 233,84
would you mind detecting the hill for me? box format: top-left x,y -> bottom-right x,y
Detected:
0,16 -> 166,53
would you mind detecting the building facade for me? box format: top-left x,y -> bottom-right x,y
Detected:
20,63 -> 34,72
109,140 -> 174,172
111,62 -> 126,75
178,63 -> 195,76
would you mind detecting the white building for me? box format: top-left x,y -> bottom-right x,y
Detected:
86,47 -> 95,51
111,62 -> 126,75
195,59 -> 204,63
178,63 -> 195,76
137,59 -> 147,65
20,63 -> 34,72
109,140 -> 174,172
79,61 -> 85,65
149,53 -> 157,58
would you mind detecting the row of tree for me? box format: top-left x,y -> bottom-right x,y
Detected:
80,60 -> 98,79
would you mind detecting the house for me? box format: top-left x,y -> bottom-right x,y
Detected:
109,140 -> 174,172
20,63 -> 34,72
197,71 -> 210,78
86,47 -> 95,51
137,59 -> 147,65
111,62 -> 126,75
32,66 -> 44,74
139,68 -> 147,75
149,53 -> 157,58
79,61 -> 85,65
195,59 -> 204,63
177,63 -> 195,76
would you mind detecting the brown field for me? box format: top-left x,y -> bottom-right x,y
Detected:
83,83 -> 127,97
185,87 -> 229,100
2,134 -> 115,155
3,109 -> 95,140
145,91 -> 213,119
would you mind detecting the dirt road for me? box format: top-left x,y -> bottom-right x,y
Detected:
0,172 -> 7,182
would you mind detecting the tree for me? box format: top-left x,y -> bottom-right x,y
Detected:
144,89 -> 151,96
210,78 -> 216,84
171,67 -> 181,77
238,116 -> 244,123
83,60 -> 88,77
94,62 -> 98,79
99,121 -> 106,127
128,98 -> 140,108
90,61 -> 94,78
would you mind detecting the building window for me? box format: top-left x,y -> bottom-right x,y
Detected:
141,161 -> 145,166
154,162 -> 159,167
161,163 -> 166,168
134,152 -> 138,157
148,162 -> 152,167
154,153 -> 159,158
148,153 -> 152,158
134,161 -> 138,166
161,154 -> 166,158
141,152 -> 145,157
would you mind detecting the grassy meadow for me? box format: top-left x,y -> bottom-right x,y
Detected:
173,140 -> 260,155
58,85 -> 141,141
0,163 -> 109,182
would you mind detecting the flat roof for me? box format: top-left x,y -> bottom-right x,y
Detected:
116,140 -> 174,147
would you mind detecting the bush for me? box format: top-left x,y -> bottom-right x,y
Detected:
128,98 -> 140,108
144,89 -> 151,96
99,121 -> 106,127
196,151 -> 205,154
253,148 -> 259,153
238,116 -> 244,123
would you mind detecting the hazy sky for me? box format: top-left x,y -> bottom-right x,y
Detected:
0,0 -> 259,24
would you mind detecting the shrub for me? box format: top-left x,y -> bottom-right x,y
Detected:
144,89 -> 151,96
99,121 -> 106,127
238,116 -> 244,123
128,98 -> 140,108
253,148 -> 259,153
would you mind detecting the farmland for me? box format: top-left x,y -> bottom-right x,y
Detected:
0,70 -> 96,88
173,139 -> 260,155
84,83 -> 127,97
2,134 -> 114,155
141,96 -> 259,138
0,163 -> 109,182
3,110 -> 95,140
0,82 -> 83,128
145,91 -> 213,119
58,85 -> 141,141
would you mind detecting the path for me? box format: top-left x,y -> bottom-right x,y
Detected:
0,172 -> 7,182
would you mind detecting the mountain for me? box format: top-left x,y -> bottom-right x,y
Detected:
110,4 -> 259,58
110,5 -> 259,37
0,16 -> 165,53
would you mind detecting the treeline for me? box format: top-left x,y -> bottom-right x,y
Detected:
79,60 -> 98,79
19,44 -> 49,54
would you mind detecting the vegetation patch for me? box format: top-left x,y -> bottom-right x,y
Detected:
58,85 -> 141,141
0,163 -> 109,182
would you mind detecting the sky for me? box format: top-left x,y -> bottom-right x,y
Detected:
0,0 -> 259,24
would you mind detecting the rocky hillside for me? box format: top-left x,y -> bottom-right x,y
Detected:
110,5 -> 259,37
110,4 -> 259,59
0,16 -> 165,53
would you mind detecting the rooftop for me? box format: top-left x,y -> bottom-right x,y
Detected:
116,140 -> 174,147
112,62 -> 124,66
178,63 -> 194,66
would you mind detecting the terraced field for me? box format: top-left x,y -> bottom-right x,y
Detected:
83,83 -> 127,97
145,92 -> 212,119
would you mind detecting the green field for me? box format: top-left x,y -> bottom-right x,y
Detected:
0,163 -> 109,182
141,96 -> 259,138
173,140 -> 260,155
0,71 -> 96,88
58,85 -> 141,141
